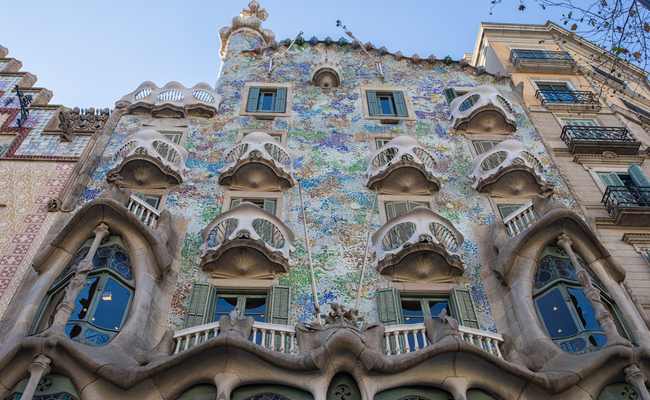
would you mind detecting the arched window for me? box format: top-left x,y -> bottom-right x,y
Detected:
231,384 -> 313,400
374,385 -> 453,400
6,374 -> 80,400
31,236 -> 134,346
533,246 -> 630,354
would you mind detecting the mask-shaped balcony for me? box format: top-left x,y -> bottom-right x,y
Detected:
199,202 -> 295,279
218,131 -> 295,191
469,140 -> 553,197
121,81 -> 221,118
365,136 -> 442,195
371,207 -> 465,282
110,129 -> 188,187
450,86 -> 516,134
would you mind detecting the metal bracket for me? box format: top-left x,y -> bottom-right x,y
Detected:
14,85 -> 33,127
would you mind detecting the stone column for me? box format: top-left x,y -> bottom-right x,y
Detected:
21,355 -> 51,400
556,234 -> 631,348
42,223 -> 110,337
625,364 -> 650,400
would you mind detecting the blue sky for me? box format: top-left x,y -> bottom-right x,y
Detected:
2,1 -> 570,109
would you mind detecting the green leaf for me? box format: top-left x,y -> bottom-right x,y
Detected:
568,11 -> 573,18
568,33 -> 575,39
571,23 -> 578,31
518,4 -> 526,10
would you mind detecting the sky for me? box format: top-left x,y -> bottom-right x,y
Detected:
1,1 -> 572,109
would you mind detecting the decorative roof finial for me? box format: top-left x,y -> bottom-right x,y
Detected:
241,1 -> 268,21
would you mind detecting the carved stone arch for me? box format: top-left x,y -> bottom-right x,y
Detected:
25,197 -> 179,350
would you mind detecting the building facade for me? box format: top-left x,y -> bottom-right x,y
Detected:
1,4 -> 650,400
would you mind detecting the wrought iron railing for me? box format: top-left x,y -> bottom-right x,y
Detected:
561,126 -> 637,146
509,49 -> 574,65
602,186 -> 650,217
535,90 -> 599,105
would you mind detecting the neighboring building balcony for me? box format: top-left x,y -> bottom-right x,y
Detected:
535,89 -> 601,112
561,125 -> 641,155
371,207 -> 465,282
602,186 -> 650,226
469,139 -> 553,197
172,320 -> 504,358
111,129 -> 189,187
508,49 -> 576,74
450,86 -> 516,134
365,136 -> 441,194
218,131 -> 295,191
199,202 -> 295,279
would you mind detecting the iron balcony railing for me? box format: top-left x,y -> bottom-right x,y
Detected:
509,49 -> 574,65
535,90 -> 599,106
601,186 -> 650,217
561,126 -> 637,145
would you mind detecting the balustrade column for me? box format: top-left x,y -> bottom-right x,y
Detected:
42,223 -> 110,337
556,234 -> 631,348
21,355 -> 51,400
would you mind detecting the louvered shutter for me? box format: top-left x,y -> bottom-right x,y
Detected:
599,172 -> 625,188
599,172 -> 635,206
263,199 -> 276,214
444,88 -> 458,105
266,285 -> 291,325
274,88 -> 287,113
366,91 -> 380,116
449,288 -> 479,329
629,163 -> 650,187
184,283 -> 218,329
497,204 -> 522,219
230,198 -> 242,208
246,87 -> 260,112
393,91 -> 408,117
377,288 -> 404,326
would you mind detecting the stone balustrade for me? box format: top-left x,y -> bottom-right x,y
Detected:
126,195 -> 161,228
502,201 -> 537,237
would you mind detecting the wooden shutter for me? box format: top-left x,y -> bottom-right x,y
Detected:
274,88 -> 287,113
393,91 -> 408,117
449,288 -> 479,329
263,199 -> 276,214
497,204 -> 522,219
563,119 -> 596,127
598,172 -> 625,188
473,140 -> 500,155
246,87 -> 260,112
230,198 -> 242,208
377,288 -> 404,326
184,282 -> 218,329
266,285 -> 291,325
629,163 -> 650,187
366,91 -> 380,116
444,88 -> 458,104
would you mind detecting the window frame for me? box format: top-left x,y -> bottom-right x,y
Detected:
238,129 -> 287,146
360,86 -> 415,123
240,82 -> 293,119
213,291 -> 268,323
377,194 -> 436,224
223,190 -> 284,218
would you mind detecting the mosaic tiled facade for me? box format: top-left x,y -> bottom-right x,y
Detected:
2,4 -> 650,400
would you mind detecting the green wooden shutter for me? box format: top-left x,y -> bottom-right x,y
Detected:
274,88 -> 287,113
263,199 -> 276,214
230,198 -> 242,208
629,163 -> 650,187
246,87 -> 260,112
449,288 -> 479,329
598,172 -> 625,187
266,285 -> 291,325
366,91 -> 380,116
376,288 -> 404,326
184,283 -> 218,329
497,204 -> 522,218
444,88 -> 458,104
393,91 -> 408,117
563,119 -> 596,127
473,140 -> 500,155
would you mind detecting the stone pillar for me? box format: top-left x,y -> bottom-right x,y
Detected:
42,223 -> 110,337
556,234 -> 631,348
21,355 -> 51,400
625,364 -> 650,400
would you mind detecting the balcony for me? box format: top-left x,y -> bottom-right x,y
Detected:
110,129 -> 188,187
126,194 -> 160,228
450,86 -> 516,134
602,186 -> 650,226
121,81 -> 221,118
469,139 -> 553,197
365,136 -> 441,194
199,202 -> 295,279
535,89 -> 601,112
371,207 -> 465,282
509,49 -> 576,74
218,131 -> 295,191
172,320 -> 504,358
561,126 -> 641,155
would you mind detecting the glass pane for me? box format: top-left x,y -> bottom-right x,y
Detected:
379,96 -> 395,115
428,300 -> 448,321
401,300 -> 424,324
72,277 -> 99,321
214,296 -> 238,321
259,92 -> 275,111
589,333 -> 607,349
536,287 -> 579,338
34,287 -> 66,333
92,278 -> 131,331
243,296 -> 266,322
162,132 -> 182,143
559,337 -> 586,353
567,287 -> 601,331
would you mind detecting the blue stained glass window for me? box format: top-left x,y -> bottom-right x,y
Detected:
536,287 -> 579,339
